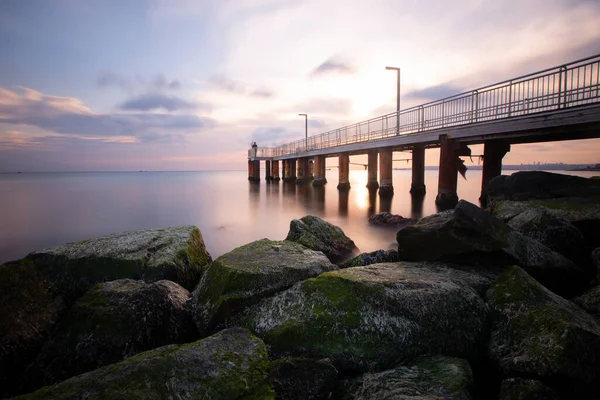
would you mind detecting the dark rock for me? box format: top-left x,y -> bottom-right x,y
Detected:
245,262 -> 489,371
396,200 -> 586,297
269,358 -> 338,400
487,266 -> 600,390
354,356 -> 473,400
573,285 -> 600,317
27,279 -> 196,390
286,215 -> 358,263
368,212 -> 416,227
26,226 -> 212,303
594,247 -> 600,281
13,328 -> 274,400
191,239 -> 336,335
340,249 -> 400,268
498,378 -> 559,400
0,259 -> 65,399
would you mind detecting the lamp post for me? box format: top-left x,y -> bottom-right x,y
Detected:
385,66 -> 401,135
298,113 -> 308,151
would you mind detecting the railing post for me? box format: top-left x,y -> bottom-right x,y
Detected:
441,100 -> 445,127
562,66 -> 567,108
508,81 -> 512,117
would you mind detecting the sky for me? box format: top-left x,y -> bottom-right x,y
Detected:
1,0 -> 599,172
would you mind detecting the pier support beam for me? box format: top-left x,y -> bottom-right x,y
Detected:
337,153 -> 351,190
366,150 -> 379,190
379,149 -> 394,196
247,160 -> 252,180
283,159 -> 297,182
248,160 -> 260,182
435,135 -> 470,210
297,157 -> 310,184
265,160 -> 272,181
481,140 -> 511,201
272,160 -> 280,181
410,144 -> 426,195
313,155 -> 327,186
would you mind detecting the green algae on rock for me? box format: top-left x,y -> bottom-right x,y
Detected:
245,262 -> 489,371
340,249 -> 400,269
354,356 -> 474,400
14,328 -> 274,400
269,358 -> 338,400
191,239 -> 336,335
286,215 -> 358,263
26,225 -> 211,303
497,378 -> 559,400
0,259 -> 65,399
486,266 -> 600,387
27,279 -> 196,390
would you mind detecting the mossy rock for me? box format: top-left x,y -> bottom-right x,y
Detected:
354,356 -> 474,400
397,200 -> 586,297
486,266 -> 600,389
245,262 -> 489,372
26,225 -> 211,303
286,215 -> 358,263
191,239 -> 336,335
340,249 -> 400,269
269,358 -> 338,400
14,328 -> 274,400
26,279 -> 196,391
0,259 -> 65,399
498,378 -> 559,400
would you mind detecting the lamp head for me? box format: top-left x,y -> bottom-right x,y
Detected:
385,66 -> 399,71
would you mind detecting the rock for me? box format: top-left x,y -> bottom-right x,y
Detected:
498,378 -> 559,400
286,215 -> 358,263
191,239 -> 336,335
594,247 -> 600,281
507,208 -> 590,270
0,259 -> 65,399
368,212 -> 416,227
269,358 -> 338,400
13,328 -> 273,400
26,225 -> 211,303
340,249 -> 400,268
483,171 -> 600,207
27,279 -> 196,390
245,262 -> 489,371
354,356 -> 474,400
486,266 -> 600,389
573,285 -> 600,317
396,200 -> 586,297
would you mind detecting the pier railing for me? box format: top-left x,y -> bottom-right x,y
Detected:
251,54 -> 600,159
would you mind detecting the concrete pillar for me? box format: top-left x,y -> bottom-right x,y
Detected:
366,150 -> 379,190
308,160 -> 314,179
297,157 -> 309,184
265,160 -> 272,181
289,159 -> 297,182
283,159 -> 297,182
410,144 -> 426,195
272,160 -> 280,181
313,155 -> 327,186
337,153 -> 350,190
481,140 -> 510,202
247,160 -> 252,180
435,135 -> 470,210
379,149 -> 393,196
249,160 -> 260,182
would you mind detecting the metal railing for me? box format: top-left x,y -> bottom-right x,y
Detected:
251,54 -> 600,158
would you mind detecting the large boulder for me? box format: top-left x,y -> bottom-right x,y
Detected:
487,266 -> 600,391
0,259 -> 65,399
26,225 -> 211,303
354,356 -> 474,400
27,279 -> 196,390
191,239 -> 336,335
396,200 -> 586,297
245,262 -> 490,371
14,328 -> 273,400
498,378 -> 559,400
286,215 -> 358,263
269,358 -> 338,400
483,171 -> 600,207
368,212 -> 416,228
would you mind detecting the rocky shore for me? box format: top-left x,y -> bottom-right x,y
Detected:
2,171 -> 600,399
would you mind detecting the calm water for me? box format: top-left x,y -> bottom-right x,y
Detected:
1,169 -> 597,264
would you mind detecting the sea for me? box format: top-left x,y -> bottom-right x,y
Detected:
1,169 -> 597,264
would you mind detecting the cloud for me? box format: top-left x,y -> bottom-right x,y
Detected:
118,93 -> 204,112
292,98 -> 353,116
97,71 -> 182,92
251,127 -> 303,145
310,58 -> 355,77
209,75 -> 275,98
405,84 -> 464,102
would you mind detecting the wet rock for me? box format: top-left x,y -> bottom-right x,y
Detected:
340,249 -> 400,268
191,239 -> 336,335
286,215 -> 358,263
0,259 -> 65,399
27,279 -> 195,390
594,247 -> 600,281
487,266 -> 600,389
396,200 -> 586,297
498,378 -> 559,400
354,356 -> 473,400
368,212 -> 416,227
269,358 -> 338,400
573,285 -> 600,317
14,328 -> 273,400
245,262 -> 489,371
26,225 -> 212,303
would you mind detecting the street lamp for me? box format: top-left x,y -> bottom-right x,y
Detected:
298,113 -> 308,151
385,66 -> 401,135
